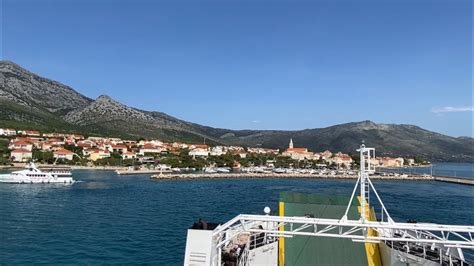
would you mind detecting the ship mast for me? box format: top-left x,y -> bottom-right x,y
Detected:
340,143 -> 394,229
358,144 -> 372,223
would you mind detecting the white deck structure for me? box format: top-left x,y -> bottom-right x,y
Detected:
184,144 -> 473,265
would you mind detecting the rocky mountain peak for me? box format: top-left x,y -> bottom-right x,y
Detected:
64,93 -> 156,125
93,94 -> 123,107
0,60 -> 22,71
348,120 -> 384,130
0,61 -> 92,114
1,60 -> 472,162
96,94 -> 113,101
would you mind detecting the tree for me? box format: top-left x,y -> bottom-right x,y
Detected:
32,150 -> 54,164
0,138 -> 10,164
191,157 -> 207,170
64,144 -> 83,156
349,153 -> 360,169
110,152 -> 122,159
414,157 -> 427,165
122,159 -> 138,166
275,156 -> 296,168
0,155 -> 9,165
160,156 -> 181,168
94,156 -> 123,166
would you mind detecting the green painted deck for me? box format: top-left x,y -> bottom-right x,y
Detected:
279,192 -> 369,266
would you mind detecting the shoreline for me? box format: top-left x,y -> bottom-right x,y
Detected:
150,172 -> 435,181
2,164 -> 471,184
150,173 -> 473,185
69,165 -> 124,170
0,164 -> 124,171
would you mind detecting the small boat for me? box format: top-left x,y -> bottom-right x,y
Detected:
0,162 -> 75,184
216,167 -> 231,173
203,167 -> 217,173
273,168 -> 286,174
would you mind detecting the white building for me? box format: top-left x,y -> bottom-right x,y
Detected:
139,140 -> 164,147
89,150 -> 111,161
10,149 -> 32,162
139,144 -> 163,155
0,128 -> 16,136
172,142 -> 189,149
210,146 -> 226,156
247,147 -> 279,154
189,148 -> 209,158
122,151 -> 137,160
53,149 -> 74,161
20,130 -> 41,136
9,141 -> 33,151
109,144 -> 128,153
328,152 -> 353,168
282,139 -> 314,161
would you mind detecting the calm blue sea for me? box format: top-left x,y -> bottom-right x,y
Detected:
0,165 -> 473,264
383,162 -> 474,178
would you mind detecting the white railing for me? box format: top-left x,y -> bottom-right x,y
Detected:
206,144 -> 474,265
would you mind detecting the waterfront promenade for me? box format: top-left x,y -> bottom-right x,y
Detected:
150,172 -> 435,181
433,176 -> 474,185
0,163 -> 124,170
151,173 -> 474,185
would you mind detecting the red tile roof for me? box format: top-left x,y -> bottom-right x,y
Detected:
142,144 -> 158,149
286,148 -> 308,153
77,143 -> 93,148
53,148 -> 74,155
193,144 -> 208,149
112,144 -> 127,149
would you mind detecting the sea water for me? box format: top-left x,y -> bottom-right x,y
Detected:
0,167 -> 472,264
383,162 -> 474,178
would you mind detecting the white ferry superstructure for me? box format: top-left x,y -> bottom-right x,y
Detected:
184,144 -> 474,265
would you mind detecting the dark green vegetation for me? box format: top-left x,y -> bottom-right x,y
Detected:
94,152 -> 137,167
0,138 -> 10,165
31,150 -> 54,164
1,60 -> 472,162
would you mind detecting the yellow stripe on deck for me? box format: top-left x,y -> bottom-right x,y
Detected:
278,201 -> 285,266
357,196 -> 382,266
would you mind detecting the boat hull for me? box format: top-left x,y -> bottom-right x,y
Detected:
0,174 -> 74,184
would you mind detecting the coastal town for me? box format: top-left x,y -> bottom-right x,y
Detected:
0,128 -> 420,173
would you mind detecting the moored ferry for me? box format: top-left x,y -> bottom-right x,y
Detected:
0,162 -> 75,184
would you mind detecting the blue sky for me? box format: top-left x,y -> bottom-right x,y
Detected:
1,0 -> 472,137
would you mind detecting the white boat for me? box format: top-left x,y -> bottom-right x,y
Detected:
0,162 -> 75,184
203,167 -> 218,173
272,168 -> 286,174
216,167 -> 231,173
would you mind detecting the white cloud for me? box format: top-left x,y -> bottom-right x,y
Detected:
252,120 -> 261,124
431,106 -> 474,114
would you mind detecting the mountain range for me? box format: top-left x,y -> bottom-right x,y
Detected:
0,60 -> 472,162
